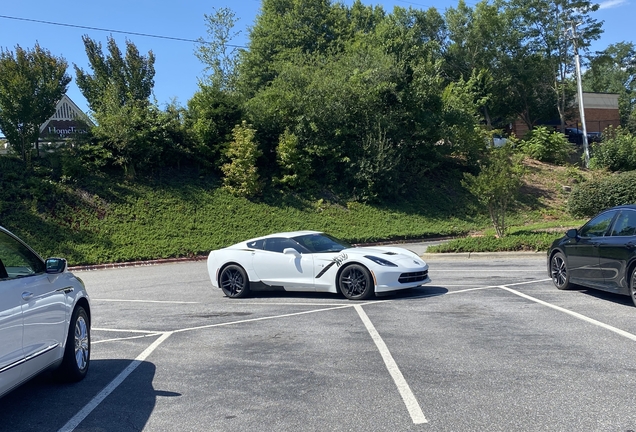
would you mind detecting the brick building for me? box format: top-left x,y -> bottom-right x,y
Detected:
511,92 -> 620,138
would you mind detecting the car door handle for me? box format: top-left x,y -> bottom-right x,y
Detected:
22,292 -> 34,301
627,242 -> 636,250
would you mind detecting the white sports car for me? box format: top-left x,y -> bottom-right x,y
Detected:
207,231 -> 430,300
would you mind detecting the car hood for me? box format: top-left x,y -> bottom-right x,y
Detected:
343,246 -> 426,266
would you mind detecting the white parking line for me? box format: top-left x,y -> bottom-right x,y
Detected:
58,332 -> 173,432
93,327 -> 161,334
355,305 -> 428,424
94,299 -> 199,304
499,286 -> 636,342
93,333 -> 163,344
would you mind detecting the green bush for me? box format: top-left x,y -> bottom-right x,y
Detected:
427,232 -> 562,253
567,170 -> 636,217
222,121 -> 263,198
517,126 -> 573,164
589,126 -> 636,172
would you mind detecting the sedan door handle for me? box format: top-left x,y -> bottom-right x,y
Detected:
627,242 -> 636,250
22,292 -> 34,301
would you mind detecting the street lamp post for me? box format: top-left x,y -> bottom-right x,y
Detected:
571,22 -> 590,168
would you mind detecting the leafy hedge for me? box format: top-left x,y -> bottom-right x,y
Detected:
589,126 -> 636,172
567,170 -> 636,217
427,232 -> 562,253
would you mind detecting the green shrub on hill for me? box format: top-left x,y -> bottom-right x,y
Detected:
589,126 -> 636,172
567,170 -> 636,217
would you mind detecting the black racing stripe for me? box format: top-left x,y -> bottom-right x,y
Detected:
316,261 -> 336,279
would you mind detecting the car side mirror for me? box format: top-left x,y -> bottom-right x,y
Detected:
46,258 -> 67,274
283,248 -> 301,257
566,228 -> 578,239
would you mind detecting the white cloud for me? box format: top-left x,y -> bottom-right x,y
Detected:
598,0 -> 628,9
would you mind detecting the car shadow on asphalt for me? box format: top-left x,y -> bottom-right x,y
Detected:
230,286 -> 449,302
0,359 -> 166,431
573,287 -> 634,307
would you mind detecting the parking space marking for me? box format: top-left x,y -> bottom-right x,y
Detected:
355,305 -> 428,425
500,286 -> 636,342
58,332 -> 173,432
93,333 -> 164,344
94,299 -> 199,304
94,327 -> 162,334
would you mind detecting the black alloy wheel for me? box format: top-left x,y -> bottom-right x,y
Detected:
220,265 -> 250,298
338,264 -> 374,300
551,252 -> 571,290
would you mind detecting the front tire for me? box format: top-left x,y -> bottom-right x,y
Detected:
59,306 -> 90,382
550,252 -> 571,290
338,264 -> 374,300
220,265 -> 250,298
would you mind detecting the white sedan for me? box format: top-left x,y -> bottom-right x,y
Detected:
207,231 -> 430,300
0,226 -> 91,399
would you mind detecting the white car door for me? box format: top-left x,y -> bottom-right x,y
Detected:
0,275 -> 25,396
0,232 -> 67,380
251,237 -> 315,291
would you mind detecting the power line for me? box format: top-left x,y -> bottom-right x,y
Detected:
0,14 -> 247,48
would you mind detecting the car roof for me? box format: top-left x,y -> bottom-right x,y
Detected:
254,231 -> 322,240
609,205 -> 636,211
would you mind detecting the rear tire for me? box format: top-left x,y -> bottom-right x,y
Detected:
629,266 -> 636,308
59,306 -> 90,382
550,252 -> 571,290
338,264 -> 374,300
220,265 -> 250,298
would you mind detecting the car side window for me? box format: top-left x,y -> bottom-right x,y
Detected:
610,210 -> 636,237
0,231 -> 45,279
579,211 -> 617,238
246,239 -> 264,250
263,238 -> 306,254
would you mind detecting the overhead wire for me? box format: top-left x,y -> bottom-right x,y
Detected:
0,14 -> 247,48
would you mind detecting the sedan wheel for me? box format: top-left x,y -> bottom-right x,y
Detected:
338,264 -> 374,300
551,252 -> 571,290
59,306 -> 90,382
220,265 -> 250,298
630,267 -> 636,308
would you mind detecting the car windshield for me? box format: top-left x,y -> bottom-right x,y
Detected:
292,233 -> 350,253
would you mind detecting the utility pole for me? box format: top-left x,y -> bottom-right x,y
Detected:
570,22 -> 590,168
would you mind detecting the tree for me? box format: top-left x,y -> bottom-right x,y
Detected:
186,83 -> 243,170
506,0 -> 602,131
196,7 -> 242,91
584,42 -> 636,130
0,43 -> 70,165
74,35 -> 155,113
462,144 -> 524,237
238,0 -> 339,97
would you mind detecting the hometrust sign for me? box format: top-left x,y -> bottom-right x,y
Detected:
39,94 -> 93,140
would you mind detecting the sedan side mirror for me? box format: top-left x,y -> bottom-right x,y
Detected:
46,258 -> 68,274
566,228 -> 578,239
283,248 -> 301,257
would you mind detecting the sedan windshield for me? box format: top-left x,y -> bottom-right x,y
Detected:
292,233 -> 350,253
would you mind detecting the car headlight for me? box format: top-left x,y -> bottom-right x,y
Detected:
364,255 -> 398,267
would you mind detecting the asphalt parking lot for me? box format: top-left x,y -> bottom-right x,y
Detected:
3,253 -> 636,432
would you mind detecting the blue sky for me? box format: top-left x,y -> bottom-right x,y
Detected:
1,0 -> 633,115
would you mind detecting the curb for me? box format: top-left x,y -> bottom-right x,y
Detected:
69,255 -> 207,272
420,251 -> 546,260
